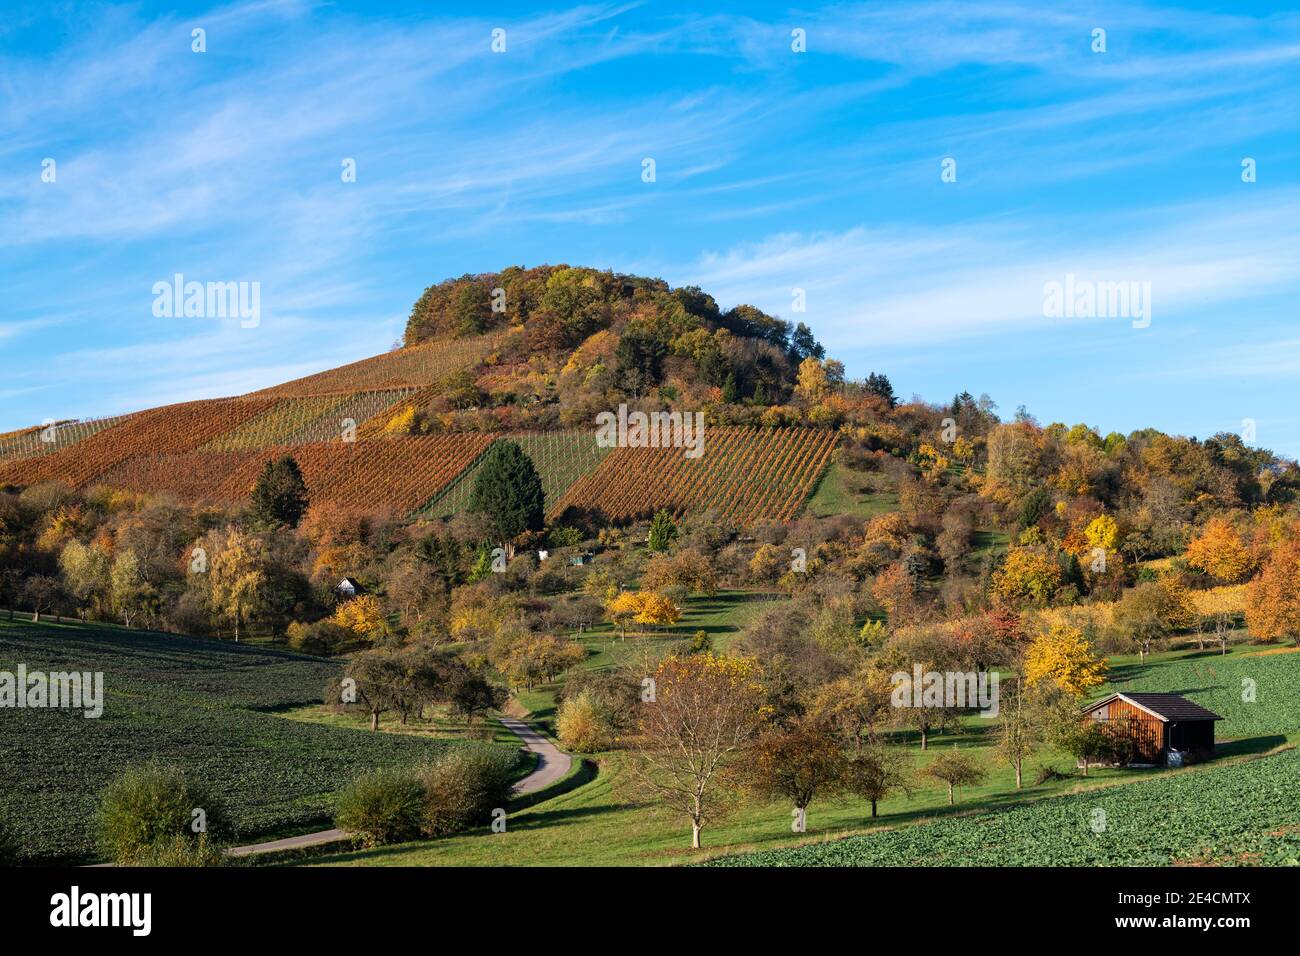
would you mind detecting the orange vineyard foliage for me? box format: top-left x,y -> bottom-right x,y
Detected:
550,426 -> 837,526
84,435 -> 496,515
0,399 -> 278,488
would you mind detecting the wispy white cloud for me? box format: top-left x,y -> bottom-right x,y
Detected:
674,192 -> 1300,348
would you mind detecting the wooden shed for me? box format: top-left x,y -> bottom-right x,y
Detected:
1081,692 -> 1222,766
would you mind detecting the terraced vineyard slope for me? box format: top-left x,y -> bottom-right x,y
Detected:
423,431 -> 612,518
550,426 -> 838,525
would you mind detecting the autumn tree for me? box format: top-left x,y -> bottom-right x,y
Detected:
109,548 -> 154,628
744,718 -> 847,829
878,626 -> 960,749
872,563 -> 920,625
488,630 -> 585,689
1245,538 -> 1300,645
794,357 -> 830,404
22,575 -> 62,623
991,548 -> 1064,609
1024,622 -> 1107,695
996,674 -> 1047,789
629,654 -> 767,849
643,549 -> 718,596
843,743 -> 911,818
981,422 -> 1043,507
806,667 -> 895,750
59,540 -> 110,620
333,594 -> 390,644
1111,578 -> 1195,661
924,747 -> 986,805
206,529 -> 266,643
1084,514 -> 1120,552
329,647 -> 404,730
1185,516 -> 1254,583
633,591 -> 680,629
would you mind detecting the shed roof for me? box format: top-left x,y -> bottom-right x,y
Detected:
1083,692 -> 1222,722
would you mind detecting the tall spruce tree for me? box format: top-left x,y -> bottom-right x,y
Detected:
249,455 -> 309,529
468,440 -> 544,540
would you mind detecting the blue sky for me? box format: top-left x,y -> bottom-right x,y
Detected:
3,1 -> 1300,455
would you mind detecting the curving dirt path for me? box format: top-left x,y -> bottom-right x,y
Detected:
225,717 -> 570,858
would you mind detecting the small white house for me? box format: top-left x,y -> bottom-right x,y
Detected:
336,577 -> 360,599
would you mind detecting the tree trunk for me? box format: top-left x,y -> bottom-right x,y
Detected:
33,609 -> 40,623
1014,761 -> 1022,789
691,823 -> 701,849
870,799 -> 878,818
370,711 -> 380,731
920,727 -> 928,750
947,783 -> 954,805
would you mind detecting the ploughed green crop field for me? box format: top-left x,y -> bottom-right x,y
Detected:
0,619 -> 505,863
708,747 -> 1300,866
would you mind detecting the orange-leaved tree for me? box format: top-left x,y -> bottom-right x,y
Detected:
1185,516 -> 1255,584
1245,538 -> 1300,645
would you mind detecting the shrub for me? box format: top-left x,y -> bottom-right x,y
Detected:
418,747 -> 518,837
556,691 -> 609,752
1032,764 -> 1070,786
129,833 -> 225,867
334,767 -> 424,848
98,761 -> 229,866
287,619 -> 351,655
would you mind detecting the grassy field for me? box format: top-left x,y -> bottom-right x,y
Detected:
0,618 -> 514,863
313,610 -> 1300,867
305,721 -> 1165,867
514,588 -> 779,734
803,462 -> 898,520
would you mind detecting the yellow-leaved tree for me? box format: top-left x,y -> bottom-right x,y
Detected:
334,594 -> 388,644
1024,622 -> 1107,695
604,590 -> 680,636
991,548 -> 1063,608
1084,514 -> 1119,552
206,529 -> 266,643
633,591 -> 681,629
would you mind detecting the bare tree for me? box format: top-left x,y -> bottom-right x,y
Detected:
628,654 -> 767,849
